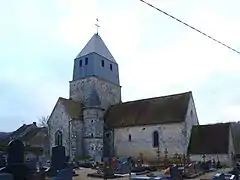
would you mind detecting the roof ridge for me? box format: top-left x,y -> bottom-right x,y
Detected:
195,122 -> 230,127
120,91 -> 192,105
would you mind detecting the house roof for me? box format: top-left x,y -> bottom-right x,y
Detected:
10,124 -> 32,138
20,127 -> 47,142
76,33 -> 116,62
188,123 -> 230,154
59,97 -> 83,119
105,91 -> 191,128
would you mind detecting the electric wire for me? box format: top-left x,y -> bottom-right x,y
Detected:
140,0 -> 240,55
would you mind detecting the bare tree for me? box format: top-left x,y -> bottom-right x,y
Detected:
38,116 -> 49,127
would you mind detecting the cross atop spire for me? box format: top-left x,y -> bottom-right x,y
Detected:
95,18 -> 100,34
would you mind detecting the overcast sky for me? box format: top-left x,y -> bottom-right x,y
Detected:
0,0 -> 240,132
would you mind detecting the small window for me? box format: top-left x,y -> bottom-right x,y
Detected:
101,60 -> 104,67
91,120 -> 94,123
128,134 -> 132,142
106,133 -> 110,138
55,130 -> 63,146
91,133 -> 93,137
85,57 -> 88,65
190,110 -> 193,117
153,131 -> 159,147
110,64 -> 113,70
79,60 -> 82,67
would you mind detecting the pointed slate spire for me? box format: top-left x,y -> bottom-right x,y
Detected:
76,33 -> 116,62
86,88 -> 101,107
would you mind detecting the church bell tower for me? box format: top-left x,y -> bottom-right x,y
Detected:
69,32 -> 121,108
69,30 -> 121,159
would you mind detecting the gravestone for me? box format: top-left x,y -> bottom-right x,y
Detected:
51,146 -> 66,170
0,139 -> 31,180
217,160 -> 222,169
7,139 -> 24,164
170,165 -> 183,180
206,160 -> 212,170
115,157 -> 131,174
51,145 -> 66,171
46,145 -> 73,179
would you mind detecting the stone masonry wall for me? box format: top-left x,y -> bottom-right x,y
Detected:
69,76 -> 121,109
70,119 -> 83,159
114,123 -> 186,162
113,96 -> 199,162
48,100 -> 71,156
184,95 -> 199,154
83,108 -> 104,161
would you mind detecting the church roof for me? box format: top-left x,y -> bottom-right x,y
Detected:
105,91 -> 191,128
76,33 -> 116,62
59,97 -> 83,119
188,123 -> 230,154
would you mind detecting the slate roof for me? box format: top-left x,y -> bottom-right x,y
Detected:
188,123 -> 230,154
105,91 -> 192,128
76,33 -> 116,62
59,97 -> 83,119
20,127 -> 47,142
10,124 -> 32,138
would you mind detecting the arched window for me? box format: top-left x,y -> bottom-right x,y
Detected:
55,130 -> 63,146
128,134 -> 132,142
153,131 -> 159,147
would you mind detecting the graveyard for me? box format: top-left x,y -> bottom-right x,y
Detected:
0,138 -> 239,180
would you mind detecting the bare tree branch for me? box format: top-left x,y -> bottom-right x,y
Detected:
38,116 -> 49,127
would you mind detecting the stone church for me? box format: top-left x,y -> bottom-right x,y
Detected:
48,33 -> 199,162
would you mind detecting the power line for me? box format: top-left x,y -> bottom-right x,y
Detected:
140,0 -> 240,55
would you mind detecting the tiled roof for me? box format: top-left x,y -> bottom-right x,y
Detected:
188,123 -> 230,154
76,33 -> 116,62
104,91 -> 191,128
59,97 -> 83,119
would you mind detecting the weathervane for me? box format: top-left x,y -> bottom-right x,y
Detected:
95,18 -> 100,34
